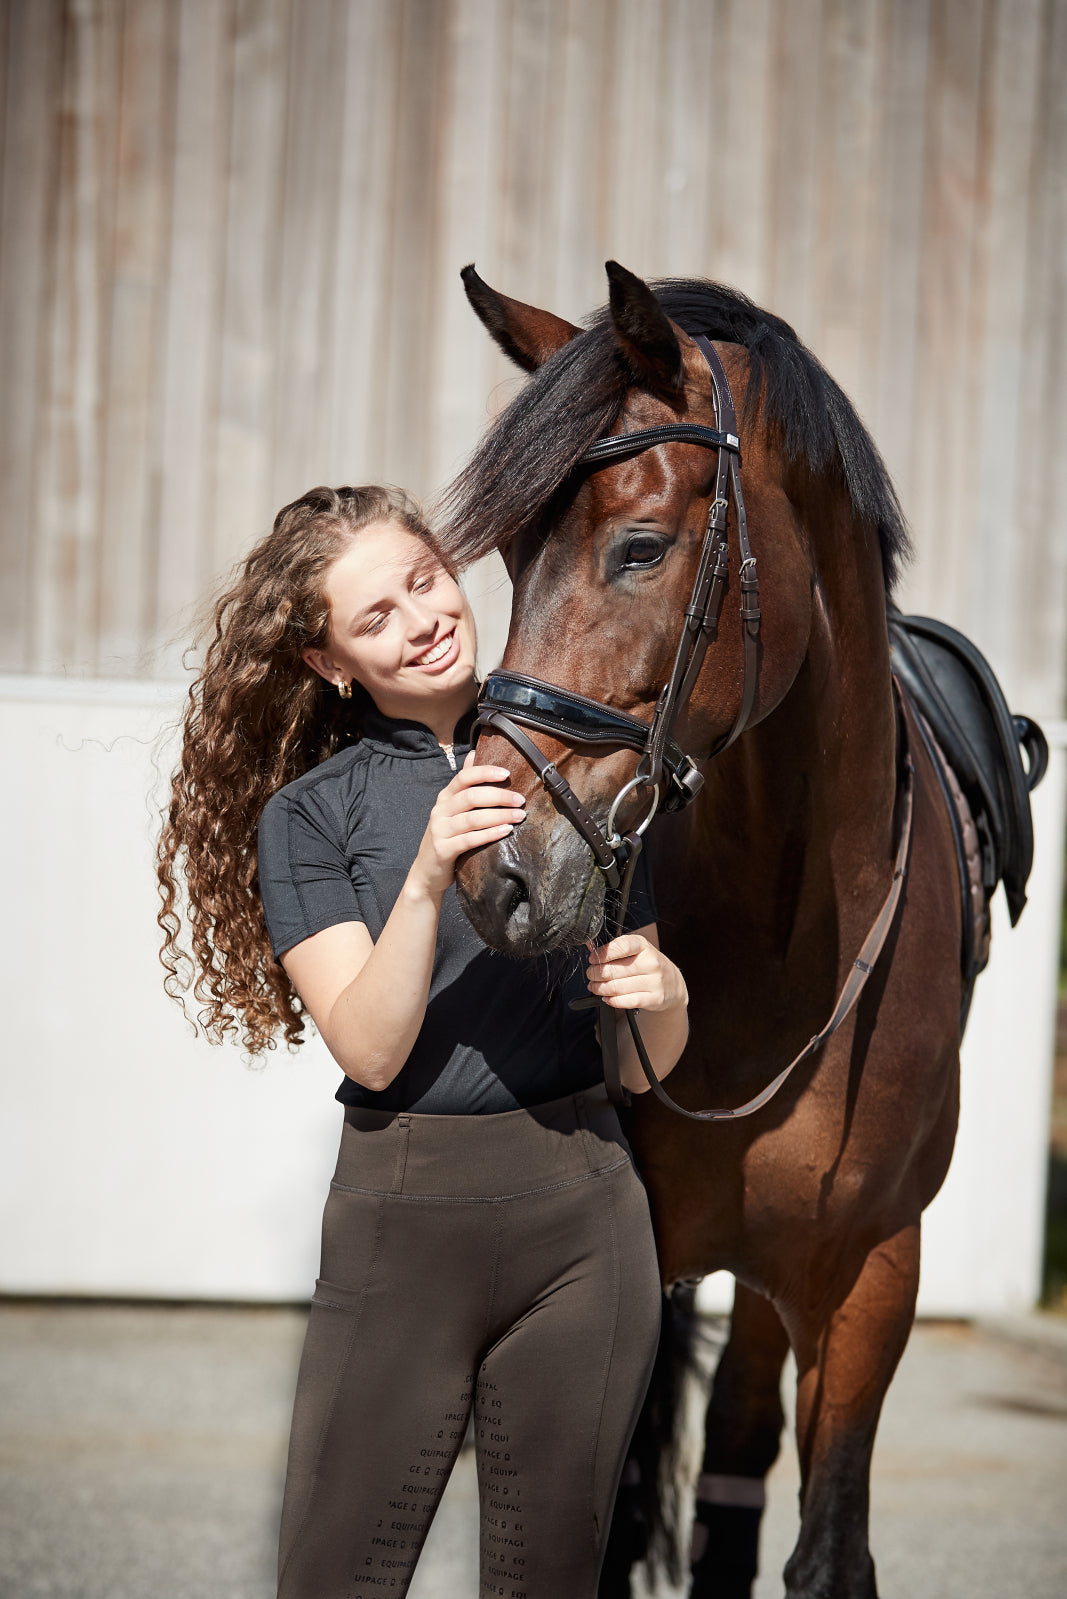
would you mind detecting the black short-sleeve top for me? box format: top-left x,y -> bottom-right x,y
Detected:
257,704 -> 657,1115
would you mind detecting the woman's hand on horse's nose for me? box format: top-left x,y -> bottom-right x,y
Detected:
411,758 -> 527,898
585,935 -> 689,1013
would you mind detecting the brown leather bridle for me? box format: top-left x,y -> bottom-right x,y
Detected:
475,337 -> 913,1119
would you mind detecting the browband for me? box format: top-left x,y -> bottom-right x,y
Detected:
580,422 -> 739,467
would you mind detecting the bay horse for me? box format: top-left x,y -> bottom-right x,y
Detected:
438,262 -> 965,1599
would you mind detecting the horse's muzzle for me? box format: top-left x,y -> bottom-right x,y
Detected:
455,824 -> 606,956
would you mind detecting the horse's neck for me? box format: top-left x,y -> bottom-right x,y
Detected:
677,531 -> 897,963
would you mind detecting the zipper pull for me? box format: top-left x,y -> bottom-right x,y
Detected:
441,742 -> 457,771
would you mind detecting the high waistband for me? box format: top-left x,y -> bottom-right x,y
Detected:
335,1083 -> 632,1200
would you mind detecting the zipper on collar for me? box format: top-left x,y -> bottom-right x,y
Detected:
440,743 -> 457,771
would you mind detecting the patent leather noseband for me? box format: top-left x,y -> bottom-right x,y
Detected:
474,335 -> 913,1120
475,670 -> 704,887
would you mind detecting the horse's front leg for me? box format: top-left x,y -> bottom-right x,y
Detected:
690,1283 -> 791,1599
781,1219 -> 921,1599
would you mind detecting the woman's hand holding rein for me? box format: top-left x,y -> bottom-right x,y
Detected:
585,933 -> 687,1014
409,752 -> 526,901
585,930 -> 690,1096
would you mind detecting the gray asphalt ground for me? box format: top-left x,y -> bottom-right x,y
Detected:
1,1303 -> 1065,1599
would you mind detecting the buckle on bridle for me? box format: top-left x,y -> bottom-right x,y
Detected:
666,755 -> 705,810
708,496 -> 729,531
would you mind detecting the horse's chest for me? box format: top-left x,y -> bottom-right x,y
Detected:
628,1049 -> 913,1294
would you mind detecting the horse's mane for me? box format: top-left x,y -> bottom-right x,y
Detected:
437,277 -> 911,595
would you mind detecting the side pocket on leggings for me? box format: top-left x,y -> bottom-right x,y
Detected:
310,1278 -> 364,1311
318,1183 -> 383,1291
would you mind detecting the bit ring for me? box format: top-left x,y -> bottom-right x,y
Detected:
606,777 -> 660,849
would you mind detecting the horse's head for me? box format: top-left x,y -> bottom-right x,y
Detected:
440,263 -> 897,956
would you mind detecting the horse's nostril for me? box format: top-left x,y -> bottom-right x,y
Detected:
504,873 -> 529,920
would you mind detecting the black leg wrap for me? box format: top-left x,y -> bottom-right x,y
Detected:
597,1475 -> 648,1599
689,1503 -> 763,1599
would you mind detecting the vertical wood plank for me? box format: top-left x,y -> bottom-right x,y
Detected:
153,0 -> 236,672
95,0 -> 179,671
33,0 -> 122,674
553,0 -> 614,318
376,0 -> 453,496
428,0 -> 511,669
469,0 -> 524,417
323,0 -> 399,488
659,0 -> 719,277
968,0 -> 1044,682
0,1 -> 9,228
813,0 -> 881,402
1014,0 -> 1067,712
603,0 -> 667,275
210,0 -> 291,580
764,0 -> 826,344
496,0 -> 559,303
871,0 -> 932,508
904,0 -> 990,623
428,0 -> 506,485
438,2 -> 510,664
268,0 -> 348,512
858,0 -> 897,425
529,0 -> 569,302
0,0 -> 64,669
715,0 -> 773,299
0,0 -> 8,165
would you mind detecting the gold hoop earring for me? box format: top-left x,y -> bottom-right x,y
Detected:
337,680 -> 352,700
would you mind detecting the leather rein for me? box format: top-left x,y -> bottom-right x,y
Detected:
475,335 -> 914,1120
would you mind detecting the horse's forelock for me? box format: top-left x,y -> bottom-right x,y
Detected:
436,329 -> 629,569
437,278 -> 910,595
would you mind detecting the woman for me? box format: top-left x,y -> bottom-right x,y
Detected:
158,483 -> 688,1598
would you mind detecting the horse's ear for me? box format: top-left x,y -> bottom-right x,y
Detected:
461,264 -> 581,372
605,260 -> 686,400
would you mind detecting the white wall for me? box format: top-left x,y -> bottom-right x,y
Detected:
1,677 -> 1062,1314
0,679 -> 342,1301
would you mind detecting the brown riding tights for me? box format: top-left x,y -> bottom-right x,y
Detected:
276,1085 -> 662,1599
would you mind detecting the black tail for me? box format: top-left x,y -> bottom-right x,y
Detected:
600,1284 -> 722,1596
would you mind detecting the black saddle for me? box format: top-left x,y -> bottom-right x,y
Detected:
888,608 -> 1047,1027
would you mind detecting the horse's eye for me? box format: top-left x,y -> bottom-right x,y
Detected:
622,535 -> 665,569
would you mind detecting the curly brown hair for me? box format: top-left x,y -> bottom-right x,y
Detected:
157,483 -> 436,1053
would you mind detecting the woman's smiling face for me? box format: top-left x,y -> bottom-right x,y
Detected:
302,520 -> 477,719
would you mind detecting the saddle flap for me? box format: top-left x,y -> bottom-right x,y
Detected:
888,610 -> 1047,925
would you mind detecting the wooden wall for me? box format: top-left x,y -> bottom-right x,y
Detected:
1,0 -> 1065,710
